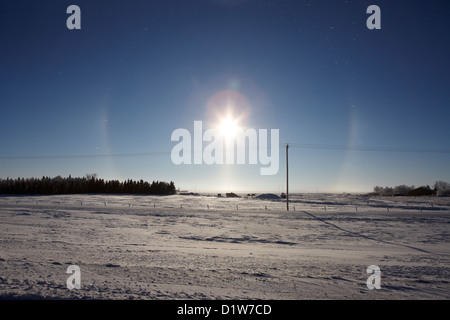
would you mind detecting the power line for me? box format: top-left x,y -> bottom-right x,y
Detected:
0,151 -> 171,160
287,144 -> 450,154
0,143 -> 449,160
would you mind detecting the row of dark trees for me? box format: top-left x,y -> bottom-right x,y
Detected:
0,175 -> 176,195
372,181 -> 450,196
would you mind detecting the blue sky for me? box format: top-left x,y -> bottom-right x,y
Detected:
1,0 -> 449,193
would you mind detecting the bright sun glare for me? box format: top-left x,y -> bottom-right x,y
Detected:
219,116 -> 241,139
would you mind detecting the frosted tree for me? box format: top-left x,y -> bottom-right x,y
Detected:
434,181 -> 450,196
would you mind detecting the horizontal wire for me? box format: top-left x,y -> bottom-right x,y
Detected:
0,152 -> 171,160
1,143 -> 449,160
287,143 -> 450,153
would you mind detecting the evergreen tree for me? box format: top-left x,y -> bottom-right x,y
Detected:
0,176 -> 176,196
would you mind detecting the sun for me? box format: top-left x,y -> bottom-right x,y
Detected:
219,115 -> 241,139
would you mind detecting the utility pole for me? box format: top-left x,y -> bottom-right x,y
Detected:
286,144 -> 289,211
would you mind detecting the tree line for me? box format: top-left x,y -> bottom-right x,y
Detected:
0,175 -> 176,195
372,181 -> 450,196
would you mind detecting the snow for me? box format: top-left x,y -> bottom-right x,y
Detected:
0,193 -> 449,300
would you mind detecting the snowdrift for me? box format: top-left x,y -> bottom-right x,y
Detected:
254,193 -> 281,200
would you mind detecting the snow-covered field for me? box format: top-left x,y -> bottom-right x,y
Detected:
0,193 -> 449,300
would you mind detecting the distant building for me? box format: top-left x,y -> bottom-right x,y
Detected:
226,192 -> 239,198
408,187 -> 435,197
